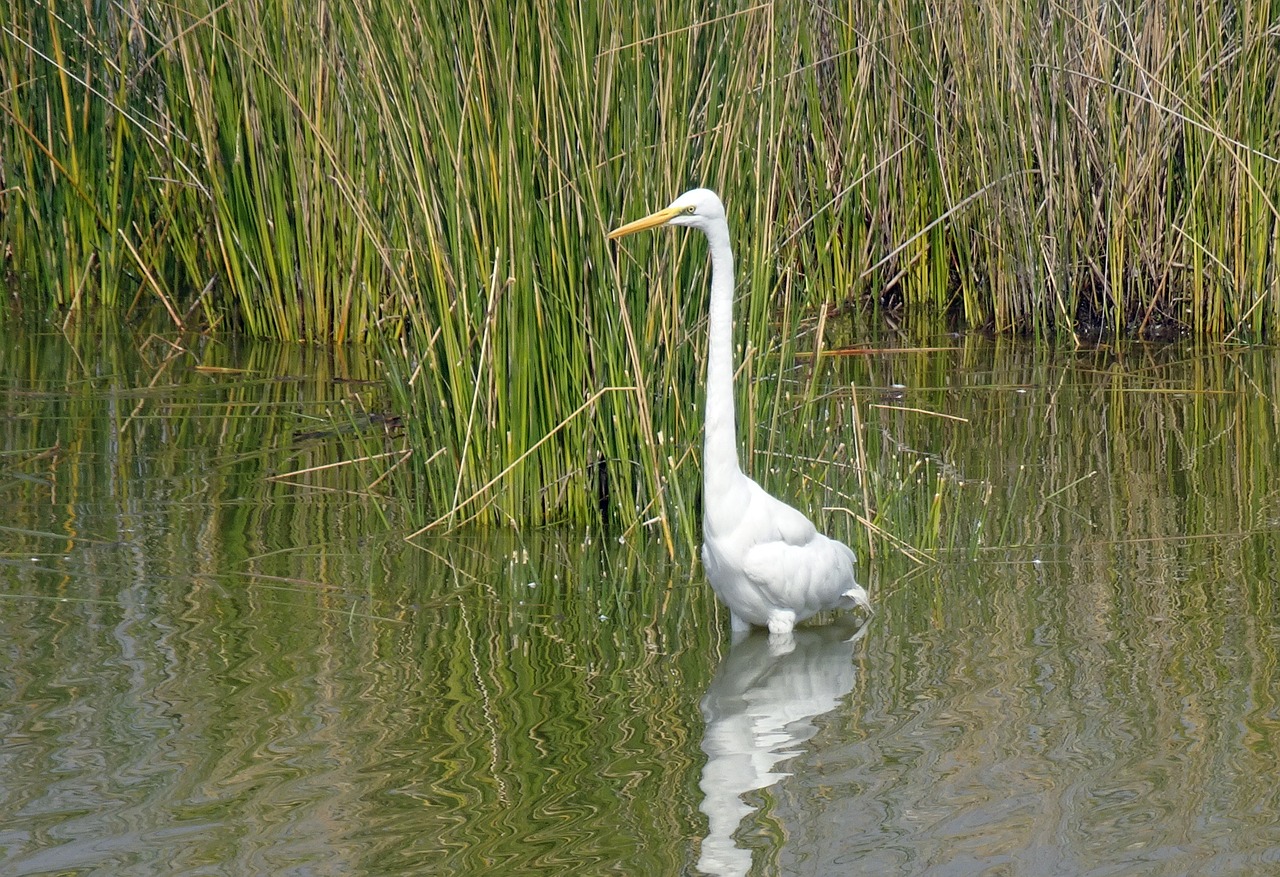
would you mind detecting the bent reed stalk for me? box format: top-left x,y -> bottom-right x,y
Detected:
2,1 -> 1278,535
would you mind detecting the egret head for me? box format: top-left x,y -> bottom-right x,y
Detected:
608,188 -> 726,240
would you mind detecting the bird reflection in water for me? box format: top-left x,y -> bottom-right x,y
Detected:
696,619 -> 869,876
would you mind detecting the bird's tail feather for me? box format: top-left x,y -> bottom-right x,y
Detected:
842,585 -> 872,613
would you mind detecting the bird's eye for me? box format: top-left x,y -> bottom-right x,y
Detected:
683,206 -> 697,215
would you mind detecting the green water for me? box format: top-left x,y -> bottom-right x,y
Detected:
2,329 -> 1278,876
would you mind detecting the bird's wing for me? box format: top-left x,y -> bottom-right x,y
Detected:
755,489 -> 818,547
740,535 -> 849,613
736,489 -> 855,611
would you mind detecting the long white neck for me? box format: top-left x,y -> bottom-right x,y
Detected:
702,219 -> 741,497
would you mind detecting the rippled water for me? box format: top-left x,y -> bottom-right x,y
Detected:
2,330 -> 1278,875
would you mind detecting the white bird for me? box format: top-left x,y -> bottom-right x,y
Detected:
608,188 -> 871,636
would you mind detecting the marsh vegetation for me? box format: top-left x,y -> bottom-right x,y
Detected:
4,1 -> 1278,530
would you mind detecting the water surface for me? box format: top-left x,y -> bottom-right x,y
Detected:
1,329 -> 1278,875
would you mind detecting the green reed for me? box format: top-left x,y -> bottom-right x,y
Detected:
4,0 -> 1279,534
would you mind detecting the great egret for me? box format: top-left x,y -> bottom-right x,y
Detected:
608,188 -> 871,635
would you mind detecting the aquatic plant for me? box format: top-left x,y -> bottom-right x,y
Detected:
3,0 -> 1278,533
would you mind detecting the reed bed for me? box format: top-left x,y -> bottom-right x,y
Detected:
3,0 -> 1278,534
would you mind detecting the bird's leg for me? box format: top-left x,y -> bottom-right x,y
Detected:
766,610 -> 797,635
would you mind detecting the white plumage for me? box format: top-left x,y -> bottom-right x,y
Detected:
609,188 -> 871,635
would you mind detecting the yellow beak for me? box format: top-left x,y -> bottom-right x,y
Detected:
607,205 -> 687,240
